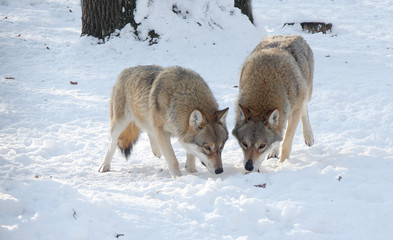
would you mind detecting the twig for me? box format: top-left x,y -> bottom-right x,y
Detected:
254,183 -> 267,188
72,209 -> 78,220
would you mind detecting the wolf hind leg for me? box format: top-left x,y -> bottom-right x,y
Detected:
148,133 -> 161,158
301,103 -> 314,147
99,118 -> 132,172
280,108 -> 302,162
185,154 -> 197,173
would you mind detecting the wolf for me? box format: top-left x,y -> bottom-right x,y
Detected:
232,35 -> 314,172
98,65 -> 229,177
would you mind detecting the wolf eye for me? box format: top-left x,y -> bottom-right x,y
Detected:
258,144 -> 267,150
241,140 -> 248,149
203,145 -> 211,152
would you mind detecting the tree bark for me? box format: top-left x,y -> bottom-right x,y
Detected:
81,0 -> 138,40
234,0 -> 254,24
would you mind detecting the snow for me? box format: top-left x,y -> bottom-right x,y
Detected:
1,0 -> 393,239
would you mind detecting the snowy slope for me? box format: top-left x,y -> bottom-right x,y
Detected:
1,0 -> 393,239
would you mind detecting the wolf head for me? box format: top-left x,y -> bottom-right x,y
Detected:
182,108 -> 229,174
232,104 -> 283,172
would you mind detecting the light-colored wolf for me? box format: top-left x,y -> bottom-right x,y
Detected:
99,65 -> 229,177
232,35 -> 314,172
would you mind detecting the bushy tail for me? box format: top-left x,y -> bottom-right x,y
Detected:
117,122 -> 140,160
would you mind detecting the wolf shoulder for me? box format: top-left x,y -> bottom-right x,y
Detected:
115,65 -> 164,90
150,66 -> 219,118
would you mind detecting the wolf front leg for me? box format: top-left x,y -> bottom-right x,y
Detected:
267,142 -> 280,159
301,103 -> 314,147
185,153 -> 197,173
154,127 -> 182,177
280,108 -> 302,162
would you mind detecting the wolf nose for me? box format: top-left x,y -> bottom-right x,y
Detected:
245,159 -> 254,171
215,168 -> 223,174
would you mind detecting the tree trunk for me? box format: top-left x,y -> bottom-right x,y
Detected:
234,0 -> 254,24
81,0 -> 138,40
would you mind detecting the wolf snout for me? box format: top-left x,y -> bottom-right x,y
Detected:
245,159 -> 254,171
215,168 -> 223,174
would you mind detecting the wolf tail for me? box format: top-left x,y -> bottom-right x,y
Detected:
117,122 -> 140,160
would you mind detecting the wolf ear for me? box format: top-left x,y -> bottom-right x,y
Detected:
189,110 -> 207,130
216,107 -> 229,127
267,109 -> 279,127
238,104 -> 251,124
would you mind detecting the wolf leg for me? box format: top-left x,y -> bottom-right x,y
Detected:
155,128 -> 182,177
148,133 -> 162,158
301,103 -> 314,147
99,118 -> 130,172
280,108 -> 302,162
268,142 -> 280,159
185,154 -> 197,173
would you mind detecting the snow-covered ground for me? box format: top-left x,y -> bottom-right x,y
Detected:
1,0 -> 393,239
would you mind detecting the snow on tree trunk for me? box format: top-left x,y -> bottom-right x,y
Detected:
234,0 -> 254,24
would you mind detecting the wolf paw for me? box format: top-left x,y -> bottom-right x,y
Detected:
150,145 -> 162,158
268,152 -> 279,159
153,151 -> 162,159
98,164 -> 110,173
268,147 -> 280,159
279,153 -> 290,163
170,170 -> 182,178
185,165 -> 198,173
304,134 -> 314,147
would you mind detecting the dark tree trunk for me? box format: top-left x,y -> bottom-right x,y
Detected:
235,0 -> 254,24
81,0 -> 138,40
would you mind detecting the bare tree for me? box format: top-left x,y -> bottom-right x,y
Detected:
235,0 -> 254,24
81,0 -> 138,40
81,0 -> 254,42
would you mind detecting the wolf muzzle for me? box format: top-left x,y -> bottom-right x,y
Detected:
215,168 -> 223,174
245,159 -> 254,171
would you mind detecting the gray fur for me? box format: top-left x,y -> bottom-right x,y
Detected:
99,65 -> 229,177
233,35 -> 315,171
